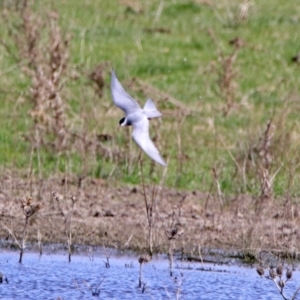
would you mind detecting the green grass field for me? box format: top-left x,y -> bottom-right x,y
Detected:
1,0 -> 300,196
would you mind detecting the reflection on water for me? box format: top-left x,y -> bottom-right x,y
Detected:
0,250 -> 298,300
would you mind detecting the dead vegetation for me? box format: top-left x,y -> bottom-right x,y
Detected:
1,1 -> 300,271
52,191 -> 76,262
0,196 -> 40,263
73,276 -> 105,297
0,1 -> 148,178
206,28 -> 243,116
213,1 -> 256,28
1,3 -> 70,153
162,195 -> 185,277
256,264 -> 300,300
0,173 -> 299,264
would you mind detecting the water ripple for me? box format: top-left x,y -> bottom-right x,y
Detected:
0,251 -> 298,299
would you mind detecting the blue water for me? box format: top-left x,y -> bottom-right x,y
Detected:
0,250 -> 298,299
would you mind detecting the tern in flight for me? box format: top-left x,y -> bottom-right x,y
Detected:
111,71 -> 166,166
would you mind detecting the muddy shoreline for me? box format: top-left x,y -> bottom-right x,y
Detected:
1,241 -> 297,269
0,174 -> 299,264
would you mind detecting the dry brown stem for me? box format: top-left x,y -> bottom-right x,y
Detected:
207,28 -> 242,115
158,193 -> 185,277
0,196 -> 40,263
140,159 -> 156,256
52,191 -> 76,262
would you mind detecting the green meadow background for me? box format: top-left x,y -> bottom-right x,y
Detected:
1,0 -> 300,196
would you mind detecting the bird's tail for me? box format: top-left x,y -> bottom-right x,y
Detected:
143,98 -> 162,119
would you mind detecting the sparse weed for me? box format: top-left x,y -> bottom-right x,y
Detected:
165,272 -> 184,300
52,191 -> 76,262
138,253 -> 151,288
73,276 -> 105,297
0,0 -> 300,271
103,233 -> 113,268
0,196 -> 40,263
206,28 -> 243,116
213,1 -> 256,28
160,194 -> 185,277
0,272 -> 9,284
0,0 -> 300,196
256,264 -> 300,300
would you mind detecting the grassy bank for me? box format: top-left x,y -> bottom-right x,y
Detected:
0,0 -> 300,197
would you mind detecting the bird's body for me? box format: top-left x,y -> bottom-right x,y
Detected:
111,71 -> 166,166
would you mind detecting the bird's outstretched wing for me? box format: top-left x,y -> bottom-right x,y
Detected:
111,70 -> 141,115
132,116 -> 166,166
143,98 -> 162,119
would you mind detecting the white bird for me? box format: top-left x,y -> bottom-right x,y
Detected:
111,70 -> 166,166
